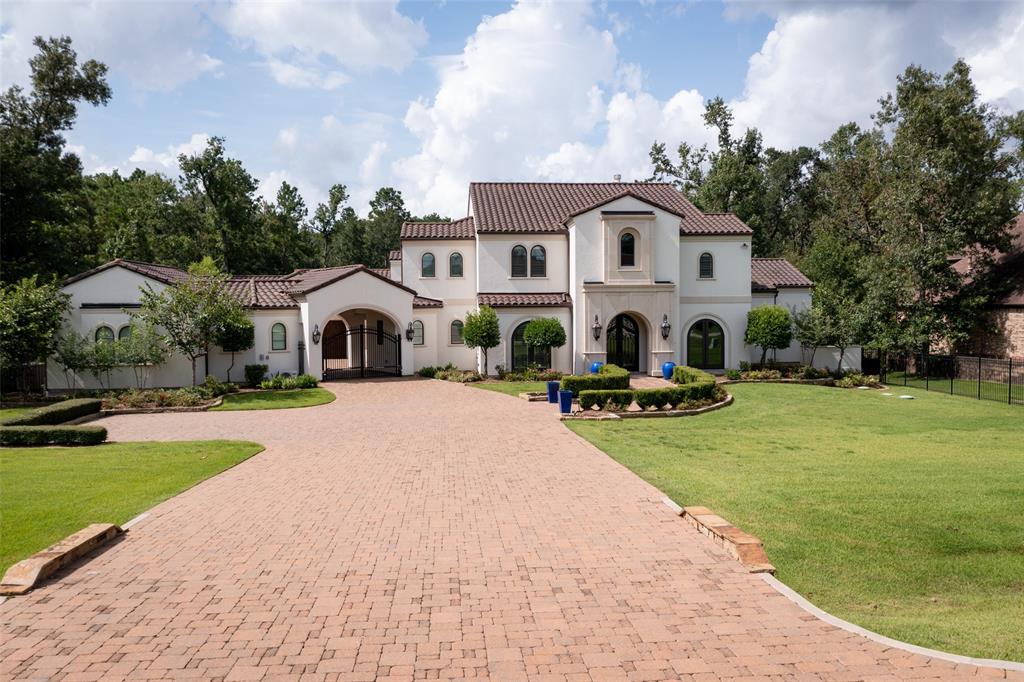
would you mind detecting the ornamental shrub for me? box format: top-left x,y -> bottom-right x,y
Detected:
294,374 -> 318,388
522,317 -> 567,350
745,305 -> 793,366
671,365 -> 714,385
578,389 -> 635,410
559,363 -> 630,396
244,364 -> 268,387
2,398 -> 101,426
725,369 -> 742,380
0,424 -> 107,446
835,372 -> 880,388
417,366 -> 438,378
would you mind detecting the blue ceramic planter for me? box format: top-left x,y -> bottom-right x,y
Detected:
546,380 -> 560,403
558,390 -> 574,414
590,361 -> 604,374
662,361 -> 676,380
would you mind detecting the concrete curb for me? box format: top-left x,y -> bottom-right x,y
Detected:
761,574 -> 1024,672
0,524 -> 123,596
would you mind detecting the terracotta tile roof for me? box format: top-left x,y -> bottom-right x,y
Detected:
413,296 -> 444,309
468,182 -> 746,235
389,250 -> 402,260
62,259 -> 188,286
477,292 -> 573,307
750,258 -> 813,292
369,268 -> 391,279
224,278 -> 299,309
400,217 -> 475,240
687,212 -> 754,236
286,264 -> 418,296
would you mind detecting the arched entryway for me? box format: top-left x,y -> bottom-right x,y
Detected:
321,309 -> 401,379
511,321 -> 552,370
607,313 -> 641,372
321,320 -> 349,376
687,319 -> 725,370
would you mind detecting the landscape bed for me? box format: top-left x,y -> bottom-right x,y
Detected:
566,382 -> 1024,661
210,387 -> 335,411
0,440 -> 265,574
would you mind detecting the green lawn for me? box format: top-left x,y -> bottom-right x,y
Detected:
470,381 -> 549,397
566,383 -> 1024,661
211,387 -> 335,411
885,372 -> 1022,404
0,440 -> 264,574
0,406 -> 33,422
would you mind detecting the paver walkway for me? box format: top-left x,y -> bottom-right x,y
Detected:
1,379 -> 1017,680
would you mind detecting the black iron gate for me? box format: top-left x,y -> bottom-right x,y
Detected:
322,324 -> 401,380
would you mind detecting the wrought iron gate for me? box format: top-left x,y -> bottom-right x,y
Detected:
322,324 -> 401,380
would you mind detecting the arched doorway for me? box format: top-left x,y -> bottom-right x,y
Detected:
321,311 -> 401,379
321,320 -> 348,376
511,321 -> 551,370
687,319 -> 725,370
607,314 -> 641,371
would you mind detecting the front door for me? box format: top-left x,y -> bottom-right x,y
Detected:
606,314 -> 640,372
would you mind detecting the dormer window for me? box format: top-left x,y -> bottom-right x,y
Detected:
511,245 -> 527,278
620,231 -> 636,267
699,252 -> 714,279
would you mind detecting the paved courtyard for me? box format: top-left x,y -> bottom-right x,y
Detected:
1,379 -> 1016,680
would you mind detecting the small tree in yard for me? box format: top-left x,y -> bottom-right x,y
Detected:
791,305 -> 827,367
118,320 -> 168,388
745,305 -> 793,367
214,310 -> 254,383
522,318 -> 567,366
88,335 -> 117,389
0,276 -> 71,392
463,305 -> 501,376
815,286 -> 863,375
138,259 -> 245,385
53,331 -> 93,394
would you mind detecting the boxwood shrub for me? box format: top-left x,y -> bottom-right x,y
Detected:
578,389 -> 635,411
560,363 -> 630,397
671,365 -> 715,385
1,398 -> 102,426
579,383 -> 723,412
0,424 -> 108,446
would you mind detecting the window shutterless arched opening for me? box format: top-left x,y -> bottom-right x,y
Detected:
271,322 -> 287,351
450,320 -> 465,345
117,325 -> 132,340
620,231 -> 636,267
411,320 -> 424,346
95,325 -> 114,343
511,321 -> 552,370
530,245 -> 546,277
699,252 -> 714,279
687,319 -> 724,369
421,252 -> 436,278
511,245 -> 527,278
449,252 -> 463,278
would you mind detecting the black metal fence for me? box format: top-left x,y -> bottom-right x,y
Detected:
1,362 -> 47,396
881,353 -> 1023,406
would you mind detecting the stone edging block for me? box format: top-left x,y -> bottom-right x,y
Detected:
560,393 -> 733,420
0,523 -> 123,595
517,392 -> 548,402
679,505 -> 775,574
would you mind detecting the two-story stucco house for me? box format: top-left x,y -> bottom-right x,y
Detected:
49,181 -> 858,390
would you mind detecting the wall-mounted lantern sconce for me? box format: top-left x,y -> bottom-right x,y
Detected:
741,242 -> 749,249
405,322 -> 415,341
311,324 -> 321,345
591,314 -> 602,341
660,314 -> 672,340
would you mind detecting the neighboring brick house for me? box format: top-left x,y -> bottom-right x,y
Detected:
955,213 -> 1024,359
50,181 -> 857,389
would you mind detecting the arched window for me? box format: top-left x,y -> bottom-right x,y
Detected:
530,245 -> 546,277
118,325 -> 132,340
699,252 -> 714,279
449,252 -> 463,278
450,320 -> 465,345
95,325 -> 114,344
511,245 -> 527,278
421,252 -> 436,278
271,322 -> 287,351
511,321 -> 552,370
687,319 -> 725,369
620,231 -> 636,267
411,320 -> 424,346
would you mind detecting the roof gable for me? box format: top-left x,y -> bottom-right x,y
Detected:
400,217 -> 475,240
62,259 -> 188,287
286,264 -> 418,297
750,258 -> 813,291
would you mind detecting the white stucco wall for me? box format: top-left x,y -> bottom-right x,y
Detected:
476,234 -> 569,293
401,239 -> 476,302
748,288 -> 861,370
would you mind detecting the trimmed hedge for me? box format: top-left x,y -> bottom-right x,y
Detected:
560,363 -> 630,397
0,425 -> 108,447
579,383 -> 721,412
671,365 -> 715,385
1,398 -> 102,426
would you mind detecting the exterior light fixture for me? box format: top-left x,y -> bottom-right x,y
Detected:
591,314 -> 602,341
741,242 -> 749,249
660,314 -> 671,340
405,322 -> 415,341
311,324 -> 321,345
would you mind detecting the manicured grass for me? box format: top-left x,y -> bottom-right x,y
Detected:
0,407 -> 33,422
886,372 -> 1022,404
470,381 -> 548,397
566,383 -> 1024,661
211,388 -> 335,411
0,440 -> 264,574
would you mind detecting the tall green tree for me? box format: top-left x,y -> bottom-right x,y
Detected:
310,184 -> 350,266
0,35 -> 111,283
364,187 -> 410,267
0,276 -> 72,391
259,181 -> 316,272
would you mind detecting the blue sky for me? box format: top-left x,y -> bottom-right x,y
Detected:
2,1 -> 1021,217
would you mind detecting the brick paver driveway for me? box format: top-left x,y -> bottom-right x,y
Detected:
1,379 -> 1013,680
